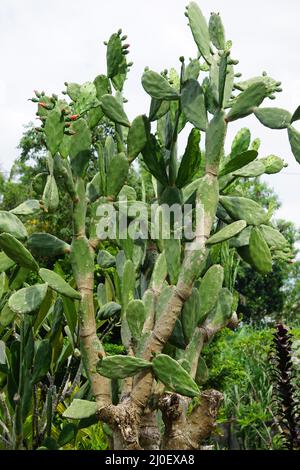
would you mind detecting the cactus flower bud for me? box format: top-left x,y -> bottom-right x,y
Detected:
69,114 -> 80,121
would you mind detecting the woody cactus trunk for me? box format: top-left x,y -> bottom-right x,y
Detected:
0,2 -> 298,450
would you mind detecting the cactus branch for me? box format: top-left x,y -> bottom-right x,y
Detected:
71,177 -> 111,409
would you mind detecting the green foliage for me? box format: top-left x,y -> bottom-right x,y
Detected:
202,326 -> 300,449
0,1 -> 299,451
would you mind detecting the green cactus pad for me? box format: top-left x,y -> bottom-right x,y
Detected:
231,128 -> 251,158
122,259 -> 135,310
97,354 -> 151,379
63,399 -> 98,420
69,119 -> 92,176
74,82 -> 99,115
126,299 -> 146,340
10,200 -> 41,216
249,227 -> 273,274
163,238 -> 181,285
219,150 -> 257,177
0,251 -> 15,272
229,226 -> 252,248
227,82 -> 267,122
65,82 -> 80,101
97,283 -> 107,307
0,233 -> 39,272
233,160 -> 266,178
176,128 -> 201,189
94,74 -> 111,100
181,287 -> 200,343
209,13 -> 225,50
9,283 -> 48,315
181,79 -> 207,131
198,264 -> 224,325
219,196 -> 267,225
100,94 -> 130,127
44,108 -> 65,156
205,287 -> 233,329
207,220 -> 247,246
149,99 -> 170,121
0,303 -> 16,327
141,70 -> 179,101
127,115 -> 148,161
291,105 -> 300,123
261,155 -> 286,174
0,271 -> 7,299
97,250 -> 115,269
53,155 -> 76,197
152,353 -> 200,397
87,105 -> 104,129
141,133 -> 169,186
106,153 -> 129,197
150,253 -> 167,291
288,125 -> 300,164
0,211 -> 28,241
86,173 -> 102,202
27,233 -> 70,258
39,268 -> 81,300
259,225 -> 289,251
254,107 -> 291,129
205,110 -> 226,170
184,59 -> 201,81
186,2 -> 211,64
42,175 -> 59,212
195,356 -> 209,385
106,33 -> 124,78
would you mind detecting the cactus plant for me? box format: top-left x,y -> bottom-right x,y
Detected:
0,2 -> 298,451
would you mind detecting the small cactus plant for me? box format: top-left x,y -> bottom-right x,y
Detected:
0,2 -> 298,450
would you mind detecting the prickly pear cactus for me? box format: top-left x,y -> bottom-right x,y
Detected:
0,1 -> 297,451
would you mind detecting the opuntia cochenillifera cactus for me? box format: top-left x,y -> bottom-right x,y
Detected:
0,2 -> 297,450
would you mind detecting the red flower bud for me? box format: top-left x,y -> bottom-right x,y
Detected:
70,114 -> 80,121
39,102 -> 47,108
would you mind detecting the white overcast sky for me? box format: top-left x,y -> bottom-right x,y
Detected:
1,0 -> 300,228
